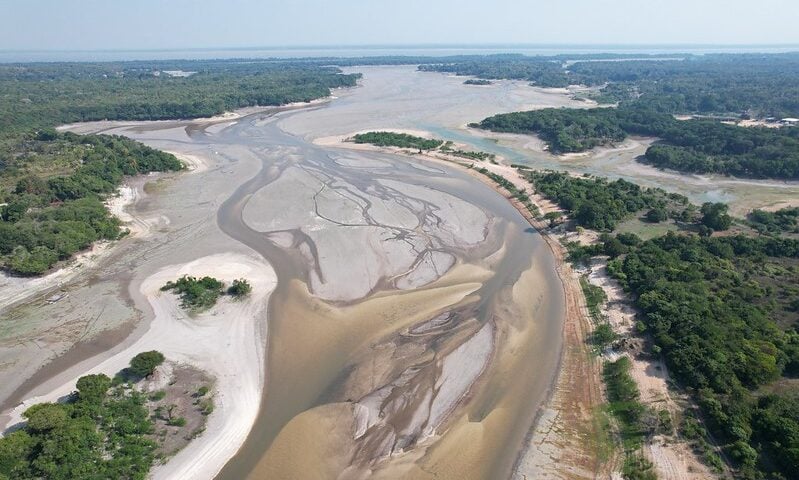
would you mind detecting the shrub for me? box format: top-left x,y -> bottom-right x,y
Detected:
227,279 -> 252,298
129,351 -> 165,378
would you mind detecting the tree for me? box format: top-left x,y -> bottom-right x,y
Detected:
75,374 -> 111,403
6,245 -> 58,276
23,403 -> 68,432
645,208 -> 667,223
128,351 -> 165,378
227,278 -> 252,298
701,202 -> 732,231
543,211 -> 562,228
593,323 -> 617,347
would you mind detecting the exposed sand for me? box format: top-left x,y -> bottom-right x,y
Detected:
759,199 -> 799,212
585,257 -> 721,478
322,131 -> 726,479
241,154 -> 489,302
165,150 -> 212,174
7,67 -> 595,479
2,252 -> 277,480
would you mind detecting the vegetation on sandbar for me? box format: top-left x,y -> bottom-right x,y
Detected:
351,131 -> 443,150
128,351 -> 166,378
161,276 -> 252,310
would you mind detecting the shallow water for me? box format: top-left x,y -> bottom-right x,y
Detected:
209,97 -> 565,478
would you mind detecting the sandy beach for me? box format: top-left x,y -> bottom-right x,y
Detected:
3,252 -> 276,480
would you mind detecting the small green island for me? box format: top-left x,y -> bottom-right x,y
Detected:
464,79 -> 493,86
161,275 -> 252,310
351,132 -> 497,162
351,131 -> 443,151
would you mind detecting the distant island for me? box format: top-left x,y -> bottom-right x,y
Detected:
464,79 -> 493,86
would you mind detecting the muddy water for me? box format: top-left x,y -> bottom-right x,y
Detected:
211,106 -> 564,478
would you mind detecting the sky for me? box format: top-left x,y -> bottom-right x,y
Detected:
1,0 -> 798,52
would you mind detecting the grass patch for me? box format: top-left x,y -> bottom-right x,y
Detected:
615,217 -> 679,240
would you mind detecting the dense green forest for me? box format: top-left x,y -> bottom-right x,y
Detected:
0,62 -> 359,133
748,207 -> 799,235
0,60 -> 358,276
604,233 -> 799,478
476,106 -> 799,178
523,170 -> 691,230
419,56 -> 573,87
525,162 -> 799,477
476,107 -> 627,153
0,375 -> 155,479
452,53 -> 799,179
0,132 -> 182,275
351,131 -> 444,150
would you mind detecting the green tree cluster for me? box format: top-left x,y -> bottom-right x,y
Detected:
524,170 -> 689,231
160,276 -> 226,310
608,232 -> 799,478
0,373 -> 155,479
161,275 -> 253,310
351,132 -> 443,150
128,351 -> 166,378
227,278 -> 252,298
748,207 -> 799,234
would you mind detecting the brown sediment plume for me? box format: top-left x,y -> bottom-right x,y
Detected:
243,263 -> 492,477
233,212 -> 565,480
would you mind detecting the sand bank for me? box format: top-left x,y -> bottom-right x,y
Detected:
2,252 -> 277,480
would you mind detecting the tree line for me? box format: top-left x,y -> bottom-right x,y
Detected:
351,132 -> 443,150
476,106 -> 799,179
523,170 -> 692,231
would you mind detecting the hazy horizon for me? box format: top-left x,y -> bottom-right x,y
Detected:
2,0 -> 798,57
2,43 -> 799,64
